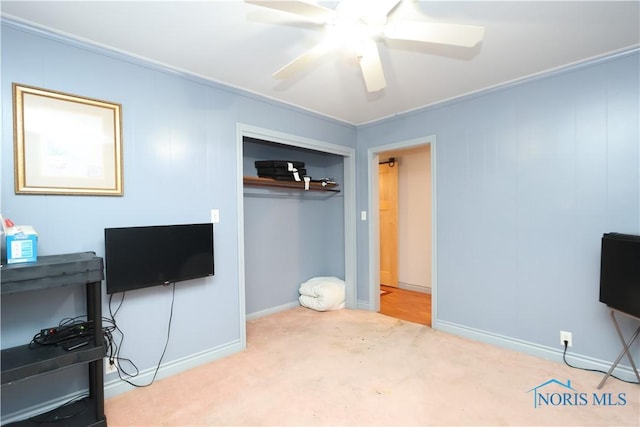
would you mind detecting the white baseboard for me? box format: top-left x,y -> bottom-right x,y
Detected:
398,282 -> 431,294
350,304 -> 636,382
104,339 -> 244,398
246,301 -> 300,321
434,319 -> 639,383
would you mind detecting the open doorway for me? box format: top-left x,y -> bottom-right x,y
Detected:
379,146 -> 432,325
368,136 -> 436,327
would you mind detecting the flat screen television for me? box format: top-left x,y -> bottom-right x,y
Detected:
599,232 -> 640,319
105,223 -> 214,294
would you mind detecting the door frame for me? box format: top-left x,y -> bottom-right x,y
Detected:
236,123 -> 357,349
367,135 -> 437,323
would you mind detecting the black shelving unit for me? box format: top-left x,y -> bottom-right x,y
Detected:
1,252 -> 106,427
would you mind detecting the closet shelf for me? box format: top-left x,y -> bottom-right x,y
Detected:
243,176 -> 340,192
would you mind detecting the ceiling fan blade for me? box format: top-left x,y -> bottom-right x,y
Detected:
273,42 -> 332,79
385,21 -> 485,47
336,0 -> 400,25
245,0 -> 335,23
356,39 -> 386,92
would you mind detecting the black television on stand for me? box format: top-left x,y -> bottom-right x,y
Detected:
599,232 -> 640,319
105,223 -> 214,294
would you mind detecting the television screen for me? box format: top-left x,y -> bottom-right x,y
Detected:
599,232 -> 640,319
105,223 -> 214,294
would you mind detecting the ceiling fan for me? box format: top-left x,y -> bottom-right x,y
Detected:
245,0 -> 485,92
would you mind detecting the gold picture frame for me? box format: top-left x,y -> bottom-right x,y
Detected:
13,83 -> 123,196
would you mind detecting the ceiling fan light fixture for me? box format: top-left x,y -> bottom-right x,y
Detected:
246,0 -> 485,93
326,16 -> 383,54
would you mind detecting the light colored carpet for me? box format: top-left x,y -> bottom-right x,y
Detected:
105,307 -> 639,426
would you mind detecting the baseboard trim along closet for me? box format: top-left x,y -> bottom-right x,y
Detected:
246,301 -> 301,321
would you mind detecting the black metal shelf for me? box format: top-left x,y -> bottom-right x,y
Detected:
5,397 -> 106,427
1,342 -> 104,384
1,252 -> 103,294
1,252 -> 106,426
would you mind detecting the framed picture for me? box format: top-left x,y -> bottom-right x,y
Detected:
13,83 -> 123,196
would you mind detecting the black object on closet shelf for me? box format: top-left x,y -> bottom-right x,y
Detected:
255,160 -> 307,181
254,160 -> 305,169
257,167 -> 307,178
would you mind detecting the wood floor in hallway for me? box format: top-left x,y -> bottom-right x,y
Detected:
379,285 -> 431,326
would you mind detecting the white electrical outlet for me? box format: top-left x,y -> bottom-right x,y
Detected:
560,330 -> 573,347
104,357 -> 118,374
210,209 -> 220,224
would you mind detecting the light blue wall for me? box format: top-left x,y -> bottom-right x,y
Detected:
0,20 -> 355,418
356,51 -> 640,369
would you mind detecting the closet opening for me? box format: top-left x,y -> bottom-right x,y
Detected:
236,124 -> 356,349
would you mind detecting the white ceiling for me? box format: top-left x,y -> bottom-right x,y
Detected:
2,1 -> 639,125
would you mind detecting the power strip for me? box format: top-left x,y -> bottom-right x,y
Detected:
34,321 -> 94,346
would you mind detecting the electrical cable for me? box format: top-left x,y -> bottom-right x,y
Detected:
105,283 -> 176,388
109,291 -> 125,319
26,284 -> 178,393
562,341 -> 639,385
22,285 -> 177,423
104,292 -> 139,378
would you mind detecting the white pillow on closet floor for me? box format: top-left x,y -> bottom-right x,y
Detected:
298,276 -> 345,311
